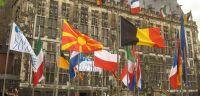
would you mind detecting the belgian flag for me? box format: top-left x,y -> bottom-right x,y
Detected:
120,16 -> 165,48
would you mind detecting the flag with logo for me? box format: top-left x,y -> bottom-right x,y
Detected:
75,57 -> 102,72
10,22 -> 38,72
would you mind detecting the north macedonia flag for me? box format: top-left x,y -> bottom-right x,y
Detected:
61,19 -> 103,53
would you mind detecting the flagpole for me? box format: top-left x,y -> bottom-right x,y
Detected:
2,23 -> 12,96
2,42 -> 10,96
31,25 -> 41,96
54,42 -> 60,96
31,14 -> 38,96
116,47 -> 120,96
121,48 -> 129,96
119,16 -> 129,96
77,52 -> 80,96
180,12 -> 186,96
91,54 -> 93,96
55,17 -> 64,96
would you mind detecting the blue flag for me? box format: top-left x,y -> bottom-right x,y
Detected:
180,15 -> 187,83
180,15 -> 186,51
128,74 -> 136,91
69,51 -> 84,78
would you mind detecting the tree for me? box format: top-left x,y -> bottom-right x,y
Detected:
0,0 -> 5,7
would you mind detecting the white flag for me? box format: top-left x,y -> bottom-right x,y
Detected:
76,60 -> 102,72
10,22 -> 38,71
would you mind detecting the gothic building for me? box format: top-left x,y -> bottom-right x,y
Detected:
0,0 -> 199,96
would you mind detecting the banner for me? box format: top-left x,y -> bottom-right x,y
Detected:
10,23 -> 37,71
76,60 -> 102,72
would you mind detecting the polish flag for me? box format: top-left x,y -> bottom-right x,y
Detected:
131,0 -> 140,14
94,50 -> 120,72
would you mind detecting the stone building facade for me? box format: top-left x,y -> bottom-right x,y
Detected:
0,0 -> 199,96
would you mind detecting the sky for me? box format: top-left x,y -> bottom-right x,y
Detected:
177,0 -> 200,40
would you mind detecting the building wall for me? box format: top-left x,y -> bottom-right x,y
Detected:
1,0 -> 199,95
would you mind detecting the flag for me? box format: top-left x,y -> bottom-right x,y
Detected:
169,49 -> 179,89
120,64 -> 129,86
131,0 -> 140,14
126,46 -> 137,91
61,19 -> 103,53
120,17 -> 165,48
33,37 -> 45,86
57,52 -> 69,70
94,50 -> 119,72
120,46 -> 137,91
10,22 -> 38,71
160,5 -> 168,19
169,33 -> 181,89
180,16 -> 186,51
136,55 -> 141,90
75,59 -> 102,72
180,15 -> 187,83
184,11 -> 191,24
69,51 -> 84,78
97,0 -> 102,6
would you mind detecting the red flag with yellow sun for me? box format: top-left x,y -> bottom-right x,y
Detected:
61,19 -> 103,53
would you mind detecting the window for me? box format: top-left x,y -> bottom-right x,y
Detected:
186,31 -> 193,58
46,42 -> 56,52
91,10 -> 99,40
36,0 -> 45,15
36,16 -> 45,37
163,26 -> 171,55
47,18 -> 57,39
49,1 -> 58,18
80,6 -> 88,34
62,3 -> 70,19
45,53 -> 56,84
101,12 -> 109,46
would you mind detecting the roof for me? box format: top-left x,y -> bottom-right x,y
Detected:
140,0 -> 183,15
